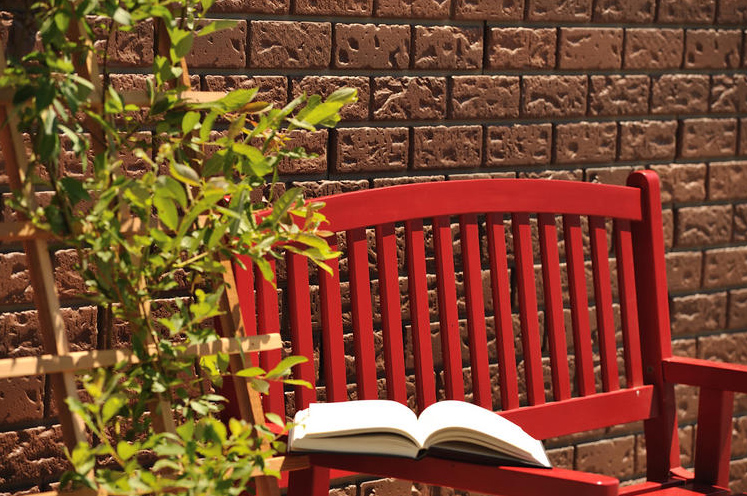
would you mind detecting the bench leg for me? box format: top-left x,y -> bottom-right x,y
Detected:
694,387 -> 733,488
288,466 -> 330,496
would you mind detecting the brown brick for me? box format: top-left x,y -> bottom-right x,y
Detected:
700,332 -> 747,364
649,163 -> 707,203
360,479 -> 411,495
593,0 -> 655,22
586,166 -> 637,186
522,75 -> 587,118
558,28 -> 623,70
588,75 -> 649,116
666,251 -> 703,292
487,28 -> 556,69
334,24 -> 409,69
334,128 -> 408,173
186,19 -> 246,69
742,118 -> 747,155
618,120 -> 677,162
664,209 -> 675,252
294,180 -> 369,199
249,21 -> 330,69
680,118 -> 738,159
732,458 -> 747,494
624,29 -> 683,69
729,289 -> 747,329
527,0 -> 592,21
0,376 -> 44,427
294,0 -> 371,15
0,252 -> 31,305
372,77 -> 446,120
709,161 -> 747,200
0,426 -> 68,487
276,130 -> 328,175
211,0 -> 288,13
685,30 -> 742,69
204,75 -> 288,107
555,122 -> 617,165
576,436 -> 635,478
450,76 -> 519,119
736,204 -> 747,242
412,126 -> 482,170
454,0 -> 523,19
291,76 -> 369,121
671,292 -> 727,336
676,205 -> 733,247
657,0 -> 716,23
92,18 -> 153,67
710,75 -> 747,113
374,0 -> 450,17
413,26 -> 482,69
485,124 -> 552,167
651,75 -> 709,114
519,169 -> 583,181
704,247 -> 747,288
718,0 -> 747,23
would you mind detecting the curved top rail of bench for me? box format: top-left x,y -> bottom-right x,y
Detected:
311,179 -> 643,233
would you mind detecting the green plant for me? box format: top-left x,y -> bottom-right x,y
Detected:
1,1 -> 355,495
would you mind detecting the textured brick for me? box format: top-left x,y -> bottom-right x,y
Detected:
588,75 -> 649,116
360,479 -> 410,496
650,75 -> 709,114
454,0 -> 524,19
487,28 -> 556,69
718,0 -> 747,23
92,18 -> 153,67
334,24 -> 409,69
586,166 -> 636,186
0,253 -> 32,305
618,120 -> 677,162
186,19 -> 246,69
710,75 -> 747,113
680,118 -> 737,159
671,292 -> 727,336
555,122 -> 617,165
0,376 -> 44,427
676,205 -> 733,247
742,118 -> 747,155
522,76 -> 587,118
0,426 -> 68,487
684,30 -> 742,69
204,75 -> 287,107
709,161 -> 747,200
450,76 -> 519,119
527,0 -> 592,21
372,77 -> 446,120
413,26 -> 482,69
374,0 -> 450,17
624,29 -> 683,69
593,0 -> 655,22
291,76 -> 369,121
294,180 -> 369,199
666,252 -> 702,292
0,308 -> 96,359
649,163 -> 706,203
294,0 -> 371,15
657,0 -> 715,23
211,0 -> 288,12
249,21 -> 330,69
576,436 -> 635,478
736,204 -> 747,242
703,247 -> 747,288
700,332 -> 747,362
276,130 -> 328,175
729,289 -> 747,328
334,128 -> 408,173
558,28 -> 623,70
412,126 -> 482,170
485,124 -> 552,167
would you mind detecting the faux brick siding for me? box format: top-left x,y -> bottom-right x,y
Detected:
3,0 -> 747,493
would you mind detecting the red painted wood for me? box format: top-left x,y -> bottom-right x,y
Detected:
537,213 -> 571,401
614,219 -> 644,388
286,252 -> 317,409
405,219 -> 437,412
432,215 -> 464,401
234,255 -> 257,337
347,227 -> 378,400
254,260 -> 284,416
375,223 -> 407,403
286,466 -> 330,496
693,387 -> 733,487
512,213 -> 544,406
563,215 -> 596,397
486,213 -> 519,410
318,236 -> 347,403
589,216 -> 619,392
662,356 -> 747,393
459,214 -> 492,409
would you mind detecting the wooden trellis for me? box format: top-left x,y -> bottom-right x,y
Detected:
0,16 -> 307,496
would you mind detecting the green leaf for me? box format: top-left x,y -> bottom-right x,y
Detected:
265,356 -> 307,379
169,28 -> 194,60
102,394 -> 127,423
199,112 -> 218,142
170,162 -> 200,186
264,188 -> 303,227
196,20 -> 236,37
116,441 -> 138,461
326,87 -> 358,104
182,111 -> 201,134
265,412 -> 285,428
235,366 -> 264,378
154,194 -> 179,230
215,88 -> 258,112
112,7 -> 132,26
282,379 -> 313,388
59,177 -> 90,205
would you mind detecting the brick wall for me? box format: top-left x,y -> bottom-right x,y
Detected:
2,0 -> 747,494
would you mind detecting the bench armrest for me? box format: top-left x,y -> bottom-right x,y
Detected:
308,453 -> 619,496
662,356 -> 747,393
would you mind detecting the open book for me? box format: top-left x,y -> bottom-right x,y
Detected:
288,400 -> 551,468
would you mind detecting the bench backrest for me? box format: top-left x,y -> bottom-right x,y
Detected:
234,170 -> 678,476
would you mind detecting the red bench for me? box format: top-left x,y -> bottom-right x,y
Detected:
235,171 -> 747,496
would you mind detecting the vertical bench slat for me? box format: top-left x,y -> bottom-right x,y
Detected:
255,260 -> 285,416
347,227 -> 379,400
459,214 -> 492,409
614,219 -> 644,387
318,236 -> 348,403
589,216 -> 620,392
563,215 -> 596,397
286,252 -> 317,409
511,213 -> 544,406
486,213 -> 519,410
375,223 -> 408,404
537,214 -> 572,401
405,219 -> 437,411
234,255 -> 259,372
432,215 -> 465,401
